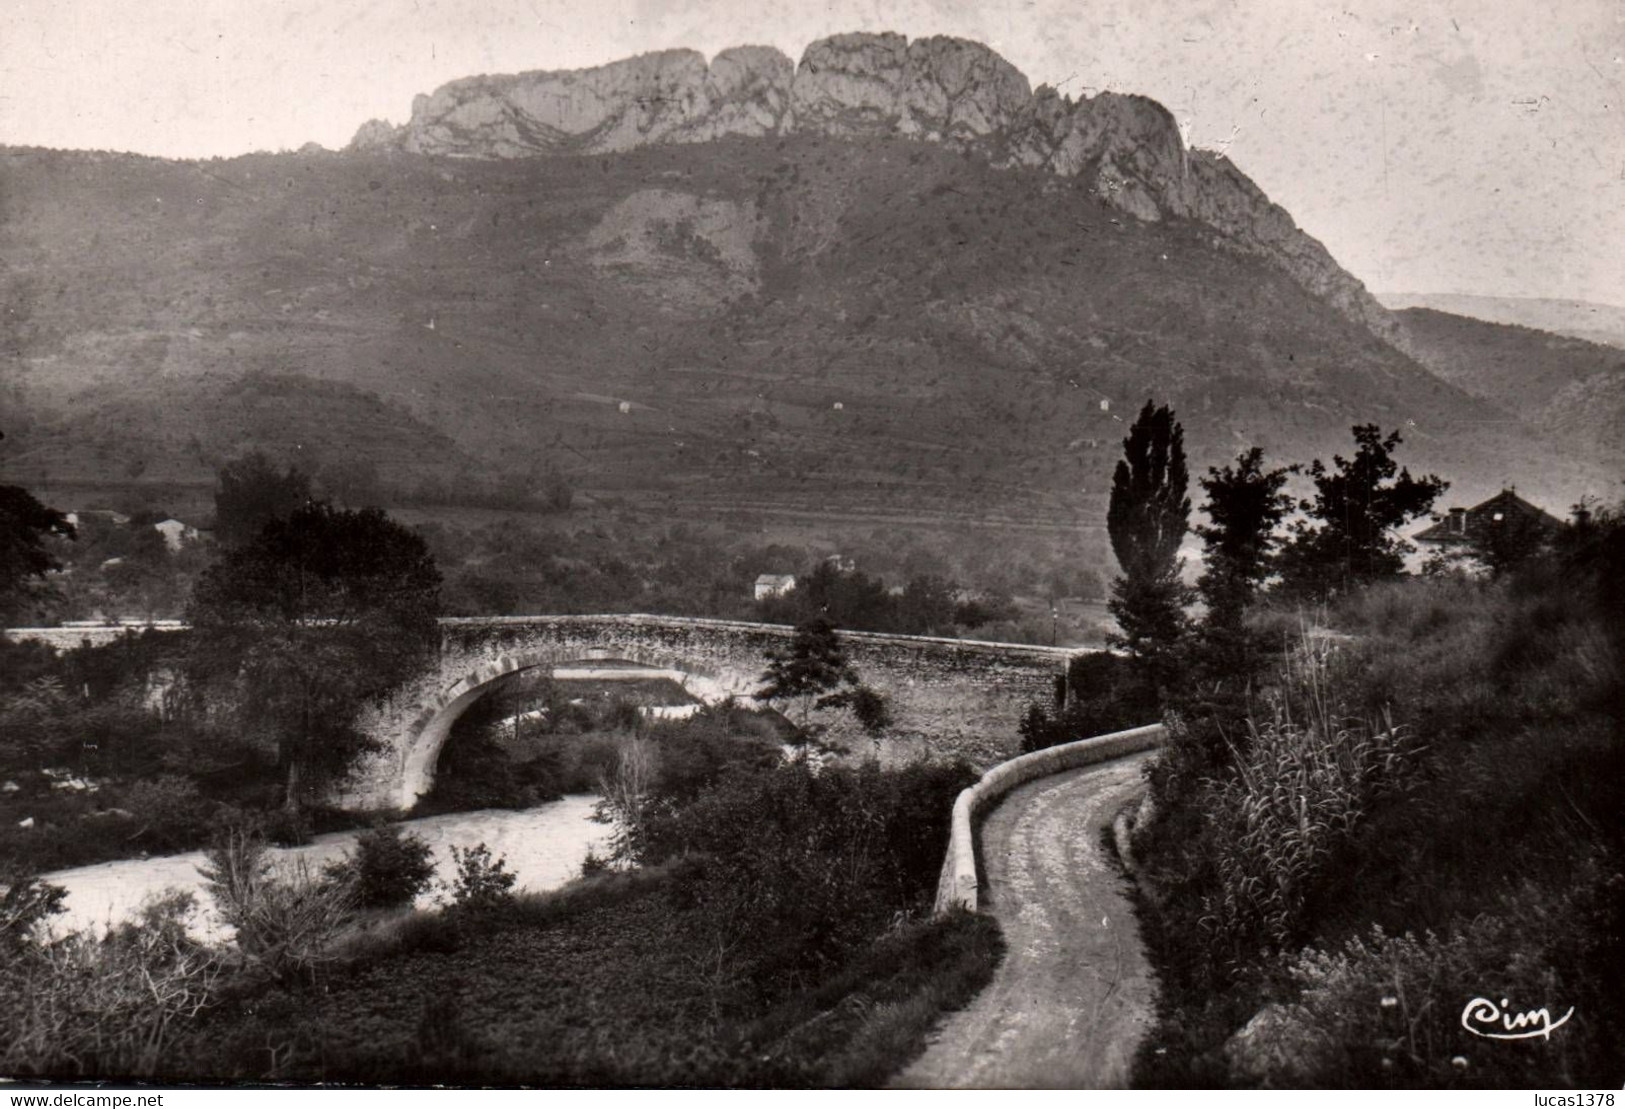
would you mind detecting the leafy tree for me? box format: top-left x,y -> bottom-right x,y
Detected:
1279,425 -> 1446,599
213,452 -> 313,548
188,502 -> 441,813
759,561 -> 894,631
0,484 -> 75,620
1196,448 -> 1296,623
1106,401 -> 1192,672
759,617 -> 890,740
1469,507 -> 1557,577
894,574 -> 959,636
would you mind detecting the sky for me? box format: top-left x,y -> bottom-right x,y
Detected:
2,0 -> 1621,306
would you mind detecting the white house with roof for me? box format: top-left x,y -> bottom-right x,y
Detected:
753,573 -> 797,601
152,518 -> 202,552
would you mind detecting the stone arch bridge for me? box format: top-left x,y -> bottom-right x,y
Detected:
343,615 -> 1079,811
5,615 -> 1083,813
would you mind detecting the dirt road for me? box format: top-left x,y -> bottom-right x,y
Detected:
896,753 -> 1157,1089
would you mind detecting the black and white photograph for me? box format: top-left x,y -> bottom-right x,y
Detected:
0,0 -> 1620,1092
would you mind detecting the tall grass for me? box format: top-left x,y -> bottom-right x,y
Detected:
1134,548 -> 1623,1088
1202,631 -> 1421,953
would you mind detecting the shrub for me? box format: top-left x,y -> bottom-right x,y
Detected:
1134,539 -> 1624,1088
0,873 -> 67,956
642,707 -> 782,807
120,774 -> 214,851
642,759 -> 974,984
0,890 -> 219,1078
547,732 -> 627,793
1020,651 -> 1160,752
444,843 -> 516,914
258,806 -> 313,847
326,824 -> 436,909
199,829 -> 354,982
1260,896 -> 1616,1089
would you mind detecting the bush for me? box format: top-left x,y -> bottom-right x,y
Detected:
326,824 -> 436,909
121,774 -> 215,851
0,890 -> 219,1078
444,843 -> 516,914
642,759 -> 975,984
0,873 -> 67,956
199,829 -> 354,982
258,806 -> 314,847
1203,694 -> 1417,953
1258,894 -> 1616,1089
1019,651 -> 1159,753
594,736 -> 655,867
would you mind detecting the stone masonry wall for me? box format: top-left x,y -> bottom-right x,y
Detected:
341,615 -> 1077,811
6,617 -> 1082,813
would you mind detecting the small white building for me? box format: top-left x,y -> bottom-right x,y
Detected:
754,573 -> 797,601
152,518 -> 200,552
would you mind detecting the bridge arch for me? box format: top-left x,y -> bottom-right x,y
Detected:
396,643 -> 763,808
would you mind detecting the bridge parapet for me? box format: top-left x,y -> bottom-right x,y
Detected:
349,615 -> 1085,811
9,615 -> 1092,814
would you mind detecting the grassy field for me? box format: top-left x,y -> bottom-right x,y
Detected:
155,866 -> 1003,1086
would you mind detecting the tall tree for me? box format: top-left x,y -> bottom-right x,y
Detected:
213,452 -> 313,548
1106,400 -> 1191,670
1196,448 -> 1297,631
1279,425 -> 1447,599
188,502 -> 441,813
0,484 -> 76,621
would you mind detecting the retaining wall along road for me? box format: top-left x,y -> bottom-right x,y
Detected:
934,723 -> 1168,913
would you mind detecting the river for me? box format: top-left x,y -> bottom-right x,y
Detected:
41,794 -> 610,940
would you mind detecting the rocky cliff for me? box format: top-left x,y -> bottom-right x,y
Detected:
351,32 -> 1394,339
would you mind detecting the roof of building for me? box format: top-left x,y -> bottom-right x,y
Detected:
1415,489 -> 1563,544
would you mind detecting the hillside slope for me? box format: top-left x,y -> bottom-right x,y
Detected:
1392,307 -> 1625,472
3,30 -> 1615,520
1380,293 -> 1625,349
0,135 -> 1606,521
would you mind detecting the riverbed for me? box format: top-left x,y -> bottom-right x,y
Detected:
41,794 -> 610,940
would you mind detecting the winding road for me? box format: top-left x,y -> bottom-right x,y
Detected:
896,752 -> 1157,1089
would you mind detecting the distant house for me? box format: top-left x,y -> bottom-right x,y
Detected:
152,518 -> 202,552
1414,489 -> 1562,550
754,574 -> 797,601
64,509 -> 131,529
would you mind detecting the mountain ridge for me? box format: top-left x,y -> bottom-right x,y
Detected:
1378,292 -> 1625,350
348,32 -> 1395,343
1,32 -> 1615,528
2,134 -> 1605,520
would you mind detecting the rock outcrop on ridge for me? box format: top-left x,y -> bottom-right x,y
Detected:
350,32 -> 1392,339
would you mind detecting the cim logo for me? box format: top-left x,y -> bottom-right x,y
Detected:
1460,996 -> 1574,1042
